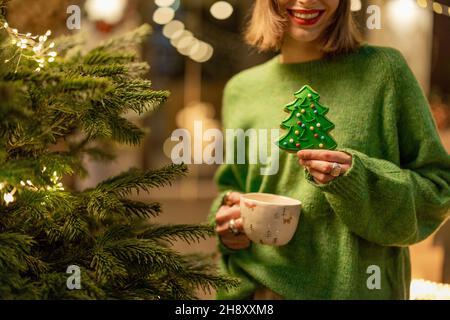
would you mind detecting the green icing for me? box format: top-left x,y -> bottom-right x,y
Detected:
277,85 -> 338,152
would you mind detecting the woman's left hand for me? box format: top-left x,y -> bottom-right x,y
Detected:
296,150 -> 353,185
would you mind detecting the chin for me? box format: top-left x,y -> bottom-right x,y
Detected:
287,29 -> 321,43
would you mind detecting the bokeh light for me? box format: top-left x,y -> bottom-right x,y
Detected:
210,1 -> 234,20
153,7 -> 175,25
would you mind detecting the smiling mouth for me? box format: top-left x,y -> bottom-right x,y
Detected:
287,9 -> 325,26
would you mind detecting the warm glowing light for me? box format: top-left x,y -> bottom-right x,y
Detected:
3,187 -> 16,205
176,34 -> 196,51
210,1 -> 234,20
417,0 -> 428,8
153,7 -> 175,25
194,43 -> 214,63
3,192 -> 14,204
1,22 -> 57,73
85,0 -> 128,24
155,0 -> 175,7
387,0 -> 421,28
351,0 -> 362,11
432,2 -> 443,13
410,279 -> 450,300
162,20 -> 185,38
170,30 -> 193,47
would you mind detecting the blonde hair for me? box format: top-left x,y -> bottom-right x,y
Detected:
245,0 -> 361,55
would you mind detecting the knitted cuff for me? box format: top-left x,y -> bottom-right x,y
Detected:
303,147 -> 367,201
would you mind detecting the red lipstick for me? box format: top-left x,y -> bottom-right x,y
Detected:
287,9 -> 325,26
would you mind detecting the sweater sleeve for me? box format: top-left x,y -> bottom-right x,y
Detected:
208,78 -> 249,254
304,49 -> 450,246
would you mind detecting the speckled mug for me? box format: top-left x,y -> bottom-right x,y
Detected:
240,193 -> 301,246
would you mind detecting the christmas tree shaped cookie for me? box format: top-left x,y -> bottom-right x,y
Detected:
276,85 -> 338,152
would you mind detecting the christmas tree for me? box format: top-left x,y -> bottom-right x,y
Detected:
0,2 -> 235,299
276,85 -> 338,152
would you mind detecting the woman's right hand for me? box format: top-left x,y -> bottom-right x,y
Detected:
215,192 -> 251,250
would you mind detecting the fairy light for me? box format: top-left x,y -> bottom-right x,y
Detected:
154,2 -> 214,63
210,1 -> 234,20
351,0 -> 362,11
3,187 -> 17,206
410,279 -> 450,300
415,0 -> 450,16
432,1 -> 443,13
155,0 -> 175,6
85,0 -> 128,25
1,168 -> 65,207
153,7 -> 175,25
0,21 -> 57,73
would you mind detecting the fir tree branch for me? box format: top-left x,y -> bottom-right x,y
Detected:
0,232 -> 35,273
96,164 -> 188,197
140,224 -> 215,245
97,24 -> 152,52
120,199 -> 161,218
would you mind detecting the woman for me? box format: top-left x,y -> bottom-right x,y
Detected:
210,0 -> 450,300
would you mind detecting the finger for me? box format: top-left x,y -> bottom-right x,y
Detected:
215,205 -> 241,225
299,159 -> 350,175
224,192 -> 242,206
220,233 -> 249,243
297,150 -> 352,164
215,217 -> 244,235
307,167 -> 335,184
299,159 -> 333,174
220,235 -> 251,250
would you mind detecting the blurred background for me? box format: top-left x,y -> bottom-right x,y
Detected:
4,0 -> 450,298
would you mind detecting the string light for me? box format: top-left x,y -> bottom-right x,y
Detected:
414,0 -> 450,16
1,169 -> 65,206
153,7 -> 175,25
85,0 -> 128,25
351,0 -> 450,17
154,1 -> 214,63
351,0 -> 362,11
210,1 -> 234,20
155,0 -> 175,7
416,0 -> 450,16
410,279 -> 450,300
3,187 -> 16,206
0,22 -> 57,73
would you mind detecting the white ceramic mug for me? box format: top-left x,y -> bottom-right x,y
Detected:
240,193 -> 302,246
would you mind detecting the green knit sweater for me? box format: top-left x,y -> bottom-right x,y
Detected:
208,45 -> 450,300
